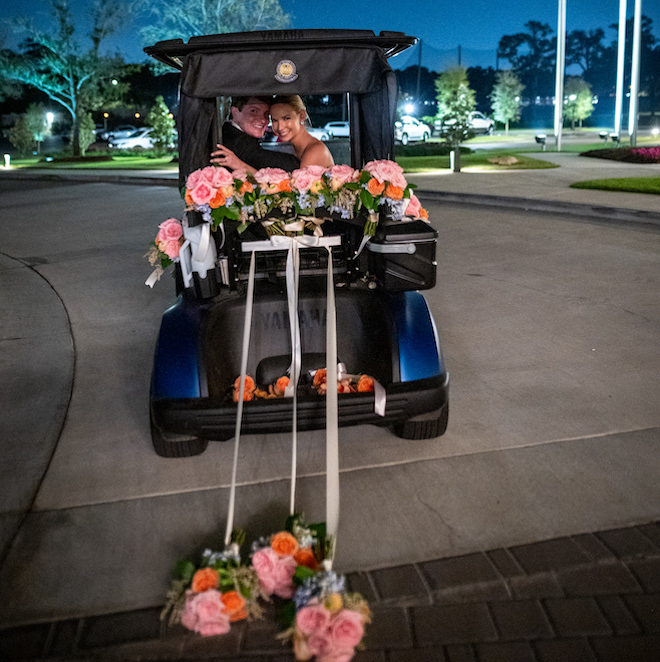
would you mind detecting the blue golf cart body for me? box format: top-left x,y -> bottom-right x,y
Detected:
145,29 -> 449,457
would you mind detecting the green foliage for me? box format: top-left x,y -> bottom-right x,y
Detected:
146,95 -> 176,150
138,0 -> 291,45
490,70 -> 524,133
0,0 -> 129,156
79,112 -> 96,156
435,67 -> 476,147
563,77 -> 594,129
24,103 -> 49,143
497,21 -> 555,99
7,115 -> 34,155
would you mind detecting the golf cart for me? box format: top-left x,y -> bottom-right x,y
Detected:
145,29 -> 449,457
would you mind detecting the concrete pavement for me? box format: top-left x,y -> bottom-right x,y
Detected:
0,153 -> 659,660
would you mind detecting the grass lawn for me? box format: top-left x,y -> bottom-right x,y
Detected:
570,177 -> 660,195
9,155 -> 178,170
397,151 -> 558,173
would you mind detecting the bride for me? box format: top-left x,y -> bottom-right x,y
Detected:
213,95 -> 334,172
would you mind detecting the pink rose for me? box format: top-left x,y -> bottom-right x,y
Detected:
296,604 -> 332,636
328,164 -> 358,189
318,653 -> 355,662
307,632 -> 333,657
208,166 -> 234,189
254,167 -> 289,185
189,183 -> 214,206
364,159 -> 407,189
180,589 -> 231,637
156,218 -> 183,243
158,238 -> 182,260
406,193 -> 422,218
304,164 -> 327,179
329,609 -> 364,649
291,168 -> 317,193
232,168 -> 249,183
185,168 -> 205,189
252,547 -> 297,597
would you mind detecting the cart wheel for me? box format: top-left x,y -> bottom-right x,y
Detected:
392,403 -> 448,440
150,413 -> 208,457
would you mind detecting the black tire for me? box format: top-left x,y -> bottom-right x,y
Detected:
392,403 -> 448,440
150,412 -> 208,457
422,131 -> 429,142
400,133 -> 409,146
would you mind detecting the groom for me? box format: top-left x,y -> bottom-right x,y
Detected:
210,96 -> 300,171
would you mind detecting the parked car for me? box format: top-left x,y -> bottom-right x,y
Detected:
307,126 -> 330,141
434,111 -> 494,136
394,116 -> 431,145
109,127 -> 154,149
102,124 -> 138,141
323,121 -> 350,138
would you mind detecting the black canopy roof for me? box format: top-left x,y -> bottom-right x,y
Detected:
144,30 -> 417,181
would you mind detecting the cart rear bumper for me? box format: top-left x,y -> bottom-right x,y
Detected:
152,374 -> 448,441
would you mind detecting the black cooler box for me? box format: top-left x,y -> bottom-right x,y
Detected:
367,219 -> 437,291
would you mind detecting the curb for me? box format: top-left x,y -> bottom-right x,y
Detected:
4,170 -> 660,228
415,189 -> 660,227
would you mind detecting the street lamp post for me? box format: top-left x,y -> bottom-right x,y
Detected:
614,0 -> 627,137
628,0 -> 642,146
554,0 -> 567,151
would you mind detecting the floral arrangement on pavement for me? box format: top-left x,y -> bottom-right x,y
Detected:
161,532 -> 264,636
253,515 -> 371,662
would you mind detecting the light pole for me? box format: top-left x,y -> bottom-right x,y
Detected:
614,0 -> 627,137
554,0 -> 567,151
628,0 -> 642,146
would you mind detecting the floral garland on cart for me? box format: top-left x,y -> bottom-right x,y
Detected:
145,160 -> 428,281
149,160 -> 428,660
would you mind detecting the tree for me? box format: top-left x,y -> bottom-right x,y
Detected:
79,112 -> 96,155
490,70 -> 524,134
24,103 -> 50,153
138,0 -> 290,45
563,77 -> 594,129
466,66 -> 497,113
146,95 -> 176,150
0,0 -> 129,156
435,67 -> 476,151
7,116 -> 34,156
497,21 -> 555,104
566,28 -> 605,75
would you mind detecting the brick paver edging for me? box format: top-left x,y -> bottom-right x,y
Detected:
2,522 -> 659,661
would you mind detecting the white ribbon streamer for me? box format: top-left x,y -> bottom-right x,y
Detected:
325,244 -> 340,560
224,250 -> 256,547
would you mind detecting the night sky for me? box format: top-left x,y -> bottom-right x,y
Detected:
2,0 -> 659,67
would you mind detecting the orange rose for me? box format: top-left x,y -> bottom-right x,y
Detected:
274,376 -> 289,396
221,590 -> 247,622
384,184 -> 404,200
209,190 -> 226,209
184,190 -> 194,205
357,375 -> 374,392
191,567 -> 219,593
271,531 -> 299,557
313,368 -> 327,387
367,178 -> 385,196
233,375 -> 256,393
293,547 -> 319,570
240,181 -> 253,194
233,389 -> 254,402
420,207 -> 429,220
277,180 -> 292,193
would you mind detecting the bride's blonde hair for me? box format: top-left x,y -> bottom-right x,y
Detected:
271,95 -> 307,115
